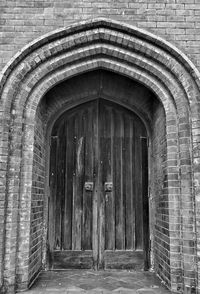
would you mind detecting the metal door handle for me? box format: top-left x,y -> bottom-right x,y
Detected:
84,182 -> 94,191
104,182 -> 113,192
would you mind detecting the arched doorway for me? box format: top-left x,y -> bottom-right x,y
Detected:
0,18 -> 199,293
48,98 -> 149,271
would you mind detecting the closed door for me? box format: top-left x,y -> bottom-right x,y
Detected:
48,99 -> 149,270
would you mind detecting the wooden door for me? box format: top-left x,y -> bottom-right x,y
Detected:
48,99 -> 149,270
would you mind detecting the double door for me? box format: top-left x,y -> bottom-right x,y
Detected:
48,99 -> 149,270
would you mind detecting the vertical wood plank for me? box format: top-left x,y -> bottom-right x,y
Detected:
98,100 -> 106,268
122,113 -> 126,251
72,111 -> 84,250
82,107 -> 93,250
114,109 -> 125,250
124,117 -> 134,250
55,124 -> 66,250
132,119 -> 136,250
92,100 -> 99,270
60,124 -> 66,250
63,116 -> 75,250
104,106 -> 115,250
135,121 -> 143,250
54,137 -> 61,250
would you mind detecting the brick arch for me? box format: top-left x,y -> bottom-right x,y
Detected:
0,18 -> 200,294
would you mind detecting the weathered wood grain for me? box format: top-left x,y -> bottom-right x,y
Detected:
104,250 -> 144,270
53,250 -> 93,269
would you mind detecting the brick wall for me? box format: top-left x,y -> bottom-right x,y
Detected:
1,0 -> 200,74
151,100 -> 169,286
28,103 -> 46,287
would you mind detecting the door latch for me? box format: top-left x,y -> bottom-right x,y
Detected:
84,182 -> 94,192
104,182 -> 113,192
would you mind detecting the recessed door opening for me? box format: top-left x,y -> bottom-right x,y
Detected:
48,98 -> 149,271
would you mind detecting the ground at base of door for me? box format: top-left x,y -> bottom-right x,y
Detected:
20,270 -> 173,294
